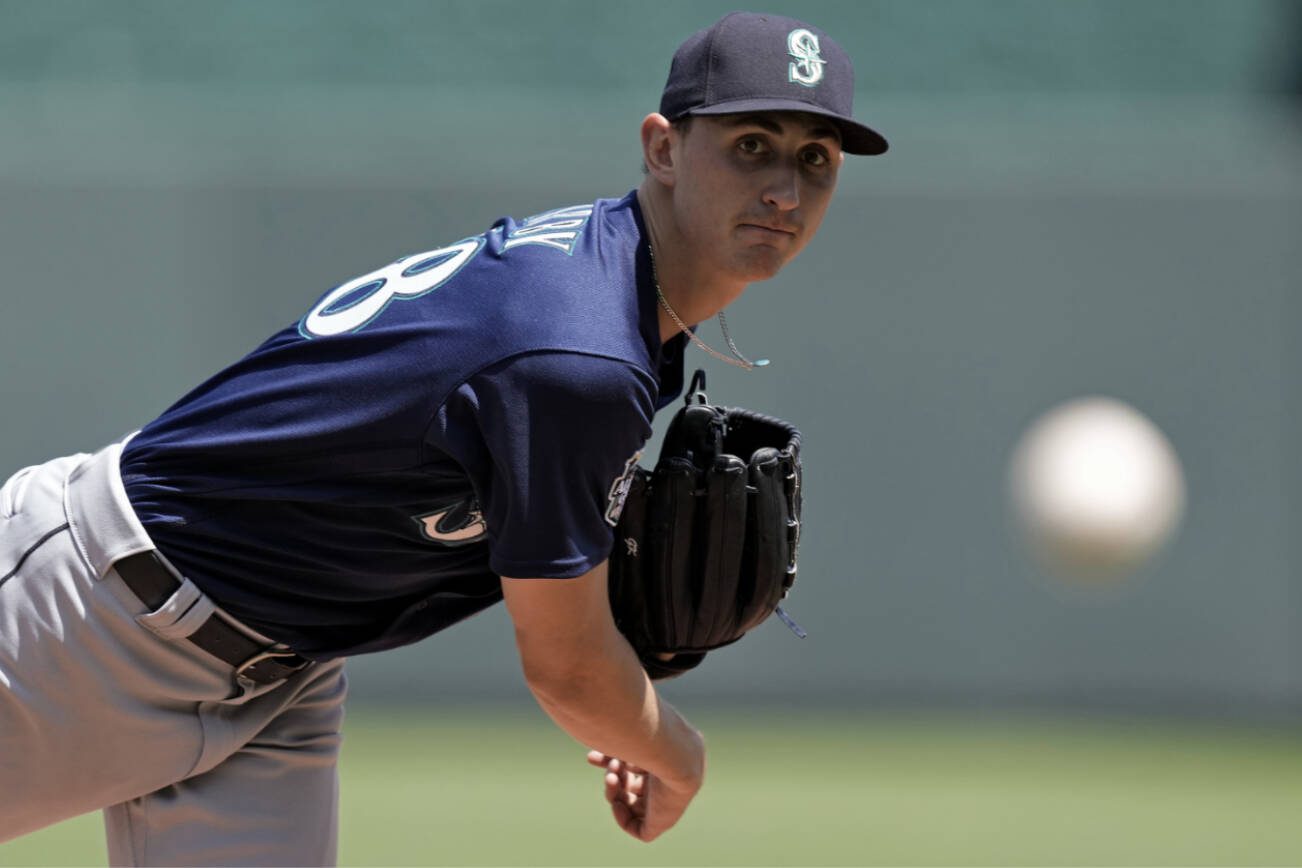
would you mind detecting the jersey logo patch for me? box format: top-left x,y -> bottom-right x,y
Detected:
503,205 -> 593,255
787,28 -> 825,87
414,498 -> 487,546
604,450 -> 643,527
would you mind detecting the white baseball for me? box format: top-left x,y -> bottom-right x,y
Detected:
1009,397 -> 1185,579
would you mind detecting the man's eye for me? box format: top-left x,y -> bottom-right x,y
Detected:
738,138 -> 765,155
802,149 -> 830,167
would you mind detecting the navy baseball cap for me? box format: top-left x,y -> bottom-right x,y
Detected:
660,12 -> 888,156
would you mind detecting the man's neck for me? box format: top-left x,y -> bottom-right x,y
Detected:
636,184 -> 748,345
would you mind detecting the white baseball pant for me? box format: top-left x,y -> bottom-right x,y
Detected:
0,441 -> 347,866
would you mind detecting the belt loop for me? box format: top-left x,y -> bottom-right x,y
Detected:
134,578 -> 214,641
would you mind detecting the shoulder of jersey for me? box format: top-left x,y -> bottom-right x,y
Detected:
296,196 -> 641,350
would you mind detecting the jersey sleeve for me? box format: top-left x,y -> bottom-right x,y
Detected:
427,351 -> 656,579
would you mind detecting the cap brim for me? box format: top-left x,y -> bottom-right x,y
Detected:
682,98 -> 888,156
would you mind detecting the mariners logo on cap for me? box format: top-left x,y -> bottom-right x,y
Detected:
787,28 -> 825,87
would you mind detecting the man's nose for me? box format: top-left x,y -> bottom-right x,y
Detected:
762,167 -> 800,211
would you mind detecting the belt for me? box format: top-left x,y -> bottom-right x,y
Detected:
113,551 -> 311,685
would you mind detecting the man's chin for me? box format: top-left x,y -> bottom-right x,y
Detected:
733,249 -> 793,282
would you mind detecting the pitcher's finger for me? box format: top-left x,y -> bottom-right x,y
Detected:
604,770 -> 623,804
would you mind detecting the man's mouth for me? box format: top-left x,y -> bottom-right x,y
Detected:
739,222 -> 798,237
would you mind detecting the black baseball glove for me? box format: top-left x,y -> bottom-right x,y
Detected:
607,370 -> 805,680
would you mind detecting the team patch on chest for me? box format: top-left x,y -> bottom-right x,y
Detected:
413,497 -> 487,546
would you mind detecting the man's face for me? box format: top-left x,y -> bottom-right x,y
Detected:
668,111 -> 843,283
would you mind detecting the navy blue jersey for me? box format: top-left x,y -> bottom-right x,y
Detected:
120,191 -> 687,659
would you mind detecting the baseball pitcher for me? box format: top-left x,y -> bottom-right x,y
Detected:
0,11 -> 887,864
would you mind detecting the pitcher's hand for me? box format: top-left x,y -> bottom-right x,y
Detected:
586,750 -> 703,842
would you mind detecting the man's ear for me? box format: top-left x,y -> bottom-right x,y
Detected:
641,113 -> 677,185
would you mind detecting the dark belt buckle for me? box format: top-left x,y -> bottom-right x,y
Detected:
236,649 -> 310,684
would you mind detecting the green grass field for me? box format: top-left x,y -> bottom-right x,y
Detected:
5,709 -> 1302,866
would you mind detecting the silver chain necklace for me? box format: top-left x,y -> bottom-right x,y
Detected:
647,243 -> 769,371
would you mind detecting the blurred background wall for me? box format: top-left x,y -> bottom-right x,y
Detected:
1,0 -> 1299,717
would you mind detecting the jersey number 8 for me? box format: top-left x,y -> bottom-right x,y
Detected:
299,237 -> 485,339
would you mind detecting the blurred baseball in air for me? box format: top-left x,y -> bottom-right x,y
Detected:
1009,397 -> 1185,580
